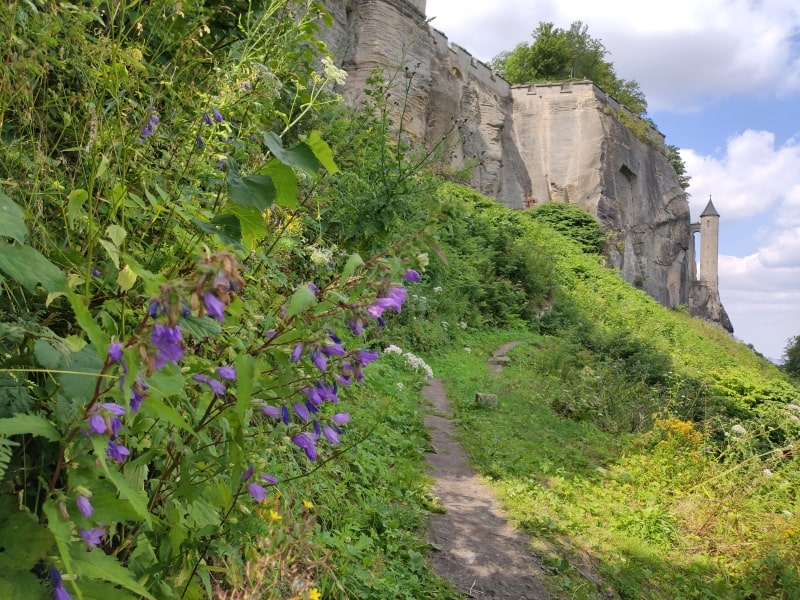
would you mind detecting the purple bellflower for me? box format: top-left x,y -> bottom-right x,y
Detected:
76,495 -> 93,518
248,483 -> 267,502
80,527 -> 105,550
203,291 -> 225,322
151,324 -> 184,369
193,374 -> 226,396
402,268 -> 421,282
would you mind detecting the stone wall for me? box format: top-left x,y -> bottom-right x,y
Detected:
320,0 -> 730,329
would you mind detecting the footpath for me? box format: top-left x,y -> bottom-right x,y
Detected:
423,343 -> 551,599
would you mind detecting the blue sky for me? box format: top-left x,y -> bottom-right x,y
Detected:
426,0 -> 800,360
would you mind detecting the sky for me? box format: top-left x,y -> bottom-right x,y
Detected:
426,0 -> 800,361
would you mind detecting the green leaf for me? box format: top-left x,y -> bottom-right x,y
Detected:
66,291 -> 109,351
263,132 -> 321,177
105,224 -> 127,247
285,285 -> 317,318
34,338 -> 67,370
227,172 -> 276,210
98,238 -> 120,269
140,397 -> 195,436
305,130 -> 339,174
71,548 -> 156,599
224,204 -> 266,249
67,189 -> 89,229
340,253 -> 364,288
0,509 -> 54,570
58,346 -> 104,403
191,216 -> 244,250
0,571 -> 44,600
0,414 -> 60,441
42,499 -> 75,579
90,435 -> 151,524
0,244 -> 65,293
261,159 -> 298,209
117,264 -> 137,292
179,315 -> 222,339
0,191 -> 28,243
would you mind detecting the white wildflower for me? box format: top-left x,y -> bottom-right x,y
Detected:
464,347 -> 471,353
396,382 -> 404,391
385,344 -> 403,355
417,253 -> 429,268
731,424 -> 747,437
321,56 -> 348,85
440,321 -> 449,329
403,351 -> 434,378
763,468 -> 774,478
433,286 -> 443,294
459,321 -> 467,330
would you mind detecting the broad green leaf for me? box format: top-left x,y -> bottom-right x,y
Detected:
224,203 -> 266,249
263,132 -> 321,177
191,216 -> 244,250
66,291 -> 109,351
305,130 -> 339,174
98,238 -> 120,269
261,159 -> 298,209
0,414 -> 60,441
105,224 -> 126,247
67,189 -> 89,229
179,315 -> 222,339
285,285 -> 317,318
340,253 -> 364,288
58,346 -> 104,403
34,338 -> 67,370
117,264 -> 137,292
227,172 -> 275,210
0,572 -> 44,599
90,435 -> 151,523
0,191 -> 28,243
71,549 -> 156,600
0,508 -> 54,570
0,244 -> 66,293
140,397 -> 195,436
42,499 -> 74,578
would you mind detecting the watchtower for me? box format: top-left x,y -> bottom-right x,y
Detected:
698,197 -> 720,286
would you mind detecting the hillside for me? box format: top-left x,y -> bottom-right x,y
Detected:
0,2 -> 796,598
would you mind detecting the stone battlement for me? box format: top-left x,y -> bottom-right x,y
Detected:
429,27 -> 511,96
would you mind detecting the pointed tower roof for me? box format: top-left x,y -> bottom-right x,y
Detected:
700,196 -> 720,218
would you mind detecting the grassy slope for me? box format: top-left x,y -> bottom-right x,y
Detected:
426,223 -> 800,599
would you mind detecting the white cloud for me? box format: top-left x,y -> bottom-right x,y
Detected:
719,254 -> 800,359
683,130 -> 800,221
425,0 -> 800,111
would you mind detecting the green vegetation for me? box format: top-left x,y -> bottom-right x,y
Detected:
0,1 -> 796,598
491,21 -> 647,115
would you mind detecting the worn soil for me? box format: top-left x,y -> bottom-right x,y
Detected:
424,342 -> 552,599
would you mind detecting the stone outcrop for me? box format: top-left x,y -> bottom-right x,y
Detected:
320,0 -> 731,331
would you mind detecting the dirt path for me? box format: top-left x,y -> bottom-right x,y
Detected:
424,342 -> 551,599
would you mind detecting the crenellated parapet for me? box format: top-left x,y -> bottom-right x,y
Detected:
428,28 -> 511,97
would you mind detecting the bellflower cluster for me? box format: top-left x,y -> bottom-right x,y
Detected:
367,287 -> 407,319
241,463 -> 278,503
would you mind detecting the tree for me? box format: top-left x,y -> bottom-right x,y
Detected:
782,335 -> 800,378
492,21 -> 647,115
667,145 -> 691,190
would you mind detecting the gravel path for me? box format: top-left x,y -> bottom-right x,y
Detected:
424,342 -> 551,599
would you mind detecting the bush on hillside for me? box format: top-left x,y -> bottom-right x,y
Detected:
526,202 -> 605,254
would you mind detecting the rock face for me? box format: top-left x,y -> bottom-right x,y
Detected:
320,0 -> 731,331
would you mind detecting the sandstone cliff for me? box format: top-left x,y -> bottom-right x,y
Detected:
320,0 -> 731,331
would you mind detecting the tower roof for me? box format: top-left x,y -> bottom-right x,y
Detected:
700,197 -> 720,218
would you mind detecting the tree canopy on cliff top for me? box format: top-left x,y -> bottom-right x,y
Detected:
491,21 -> 648,115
